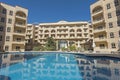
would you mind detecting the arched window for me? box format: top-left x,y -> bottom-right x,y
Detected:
110,32 -> 114,38
111,43 -> 116,48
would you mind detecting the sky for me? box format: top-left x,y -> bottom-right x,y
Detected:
0,0 -> 97,24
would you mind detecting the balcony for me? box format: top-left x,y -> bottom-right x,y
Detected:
57,36 -> 68,39
15,23 -> 26,28
16,15 -> 26,20
57,32 -> 68,34
94,27 -> 106,33
94,37 -> 107,42
14,31 -> 25,36
27,28 -> 32,30
92,10 -> 103,17
80,41 -> 86,44
92,18 -> 104,25
57,27 -> 68,30
12,40 -> 25,44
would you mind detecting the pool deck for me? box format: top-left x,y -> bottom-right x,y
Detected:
62,51 -> 120,58
1,51 -> 120,58
84,53 -> 120,58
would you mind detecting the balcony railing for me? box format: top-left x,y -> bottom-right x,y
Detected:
94,37 -> 107,42
16,15 -> 26,20
93,18 -> 104,25
92,9 -> 103,16
13,40 -> 25,44
94,27 -> 106,33
14,31 -> 25,36
15,23 -> 26,28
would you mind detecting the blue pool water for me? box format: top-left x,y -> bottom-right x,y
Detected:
0,52 -> 120,80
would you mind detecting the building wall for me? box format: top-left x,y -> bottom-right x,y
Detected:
0,3 -> 28,52
25,24 -> 36,51
91,0 -> 120,53
26,21 -> 93,51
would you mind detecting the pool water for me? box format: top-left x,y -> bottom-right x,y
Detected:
0,52 -> 120,80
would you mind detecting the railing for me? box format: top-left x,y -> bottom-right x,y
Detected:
94,27 -> 106,33
92,9 -> 103,15
93,18 -> 104,24
14,31 -> 25,34
16,23 -> 25,27
16,15 -> 26,20
94,37 -> 107,42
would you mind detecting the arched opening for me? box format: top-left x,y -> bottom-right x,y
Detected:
44,30 -> 49,33
16,11 -> 26,18
70,29 -> 75,32
77,29 -> 82,32
92,6 -> 103,14
51,30 -> 55,33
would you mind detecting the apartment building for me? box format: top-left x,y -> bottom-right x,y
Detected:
26,21 -> 93,51
25,24 -> 36,51
0,3 -> 28,52
90,0 -> 120,52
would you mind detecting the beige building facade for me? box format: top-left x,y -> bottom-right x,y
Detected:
25,24 -> 36,51
91,0 -> 120,53
0,3 -> 28,52
26,21 -> 93,51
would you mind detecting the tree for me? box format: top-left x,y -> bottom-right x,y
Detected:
33,45 -> 45,51
45,37 -> 56,51
33,46 -> 41,51
68,45 -> 76,51
61,47 -> 68,51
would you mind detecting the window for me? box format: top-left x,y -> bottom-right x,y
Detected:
108,13 -> 112,18
5,46 -> 9,51
119,31 -> 120,37
9,11 -> 13,16
2,8 -> 6,14
0,35 -> 2,41
99,44 -> 105,49
110,32 -> 114,38
3,54 -> 8,58
114,0 -> 119,6
1,17 -> 5,22
116,10 -> 120,16
109,22 -> 113,28
6,36 -> 10,41
7,27 -> 11,32
99,35 -> 104,39
111,43 -> 116,48
106,3 -> 111,9
8,19 -> 12,24
16,30 -> 22,33
16,38 -> 21,42
0,26 -> 3,31
114,69 -> 119,75
117,20 -> 120,26
16,46 -> 20,51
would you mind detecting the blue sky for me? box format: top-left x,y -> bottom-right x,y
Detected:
0,0 -> 97,23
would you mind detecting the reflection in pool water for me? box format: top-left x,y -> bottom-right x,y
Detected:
0,52 -> 120,80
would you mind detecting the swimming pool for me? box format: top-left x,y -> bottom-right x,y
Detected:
0,52 -> 120,80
